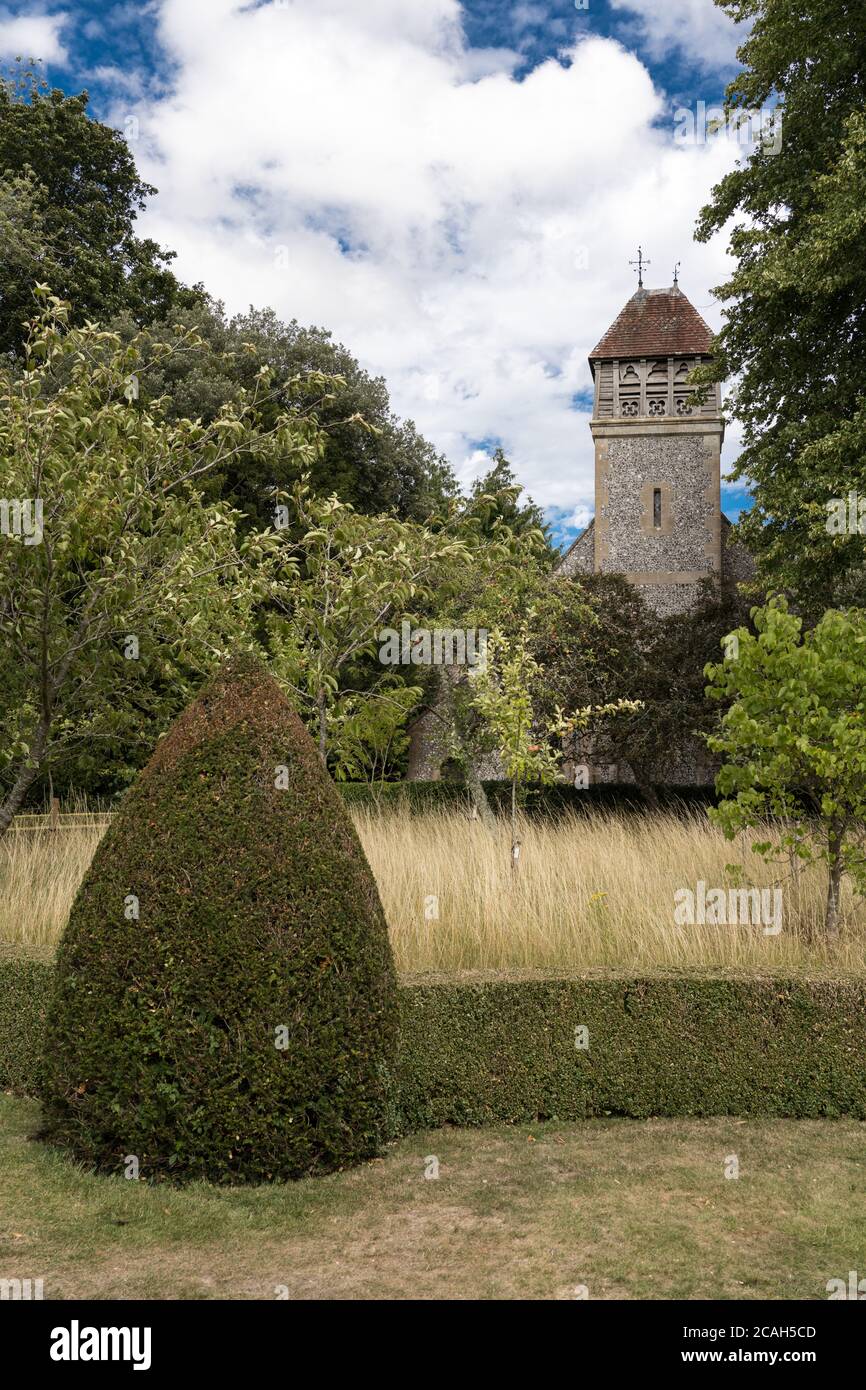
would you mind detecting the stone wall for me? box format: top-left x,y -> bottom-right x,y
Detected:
556,519 -> 594,578
602,434 -> 715,573
594,425 -> 721,617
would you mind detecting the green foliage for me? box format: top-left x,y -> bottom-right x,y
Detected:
0,294 -> 314,822
694,1 -> 866,608
110,300 -> 457,526
469,615 -> 639,852
467,622 -> 562,849
397,972 -> 866,1127
0,946 -> 52,1094
326,685 -> 420,783
0,67 -> 197,354
467,448 -> 553,555
265,474 -> 556,786
0,169 -> 64,341
469,625 -> 562,788
9,955 -> 866,1124
564,576 -> 753,796
38,657 -> 399,1182
266,480 -> 469,767
526,573 -> 755,800
641,579 -> 754,757
534,574 -> 649,720
706,598 -> 866,938
404,492 -> 555,822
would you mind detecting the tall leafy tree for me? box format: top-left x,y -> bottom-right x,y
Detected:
0,168 -> 63,341
110,300 -> 457,525
0,66 -> 197,355
706,598 -> 866,940
468,448 -> 553,554
0,294 -> 321,825
695,0 -> 866,611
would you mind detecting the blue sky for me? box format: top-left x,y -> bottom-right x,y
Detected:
4,2 -> 738,111
0,0 -> 755,546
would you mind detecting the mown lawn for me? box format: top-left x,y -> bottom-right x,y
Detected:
1,1096 -> 863,1299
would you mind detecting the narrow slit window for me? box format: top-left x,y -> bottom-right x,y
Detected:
653,487 -> 662,529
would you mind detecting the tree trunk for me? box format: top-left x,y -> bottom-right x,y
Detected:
462,750 -> 497,833
824,827 -> 843,942
628,763 -> 661,811
510,778 -> 521,877
432,665 -> 496,832
0,719 -> 50,838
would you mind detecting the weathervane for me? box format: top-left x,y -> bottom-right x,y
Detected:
673,260 -> 681,287
629,246 -> 651,289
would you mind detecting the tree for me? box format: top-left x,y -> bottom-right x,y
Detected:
266,480 -> 469,766
705,598 -> 866,940
566,576 -> 752,800
0,293 -> 321,830
531,573 -> 653,788
528,572 -> 755,804
469,623 -> 562,867
265,470 -> 560,791
110,300 -> 457,526
467,448 -> 553,553
325,684 -> 421,784
0,67 -> 197,355
471,614 -> 641,861
639,579 -> 754,778
39,657 -> 399,1182
694,0 -> 866,610
0,169 -> 63,343
411,485 -> 553,824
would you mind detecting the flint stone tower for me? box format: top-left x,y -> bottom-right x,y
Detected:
558,283 -> 745,615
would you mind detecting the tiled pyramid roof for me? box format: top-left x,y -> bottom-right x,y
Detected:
589,286 -> 714,361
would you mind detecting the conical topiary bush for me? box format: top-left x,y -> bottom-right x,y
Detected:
39,655 -> 399,1182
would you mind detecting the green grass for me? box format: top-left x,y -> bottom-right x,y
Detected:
1,1095 -> 863,1300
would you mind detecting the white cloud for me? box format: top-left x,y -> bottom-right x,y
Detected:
609,0 -> 744,72
0,10 -> 68,63
568,503 -> 594,532
511,3 -> 550,29
89,64 -> 147,98
107,0 -> 742,536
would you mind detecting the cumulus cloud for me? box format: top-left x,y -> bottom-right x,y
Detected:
609,0 -> 744,73
0,9 -> 67,63
89,64 -> 147,97
107,0 -> 742,539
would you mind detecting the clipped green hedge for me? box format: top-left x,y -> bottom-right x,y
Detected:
396,971 -> 866,1126
5,957 -> 866,1127
337,781 -> 719,817
0,948 -> 53,1095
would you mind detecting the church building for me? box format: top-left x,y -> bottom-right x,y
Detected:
406,277 -> 752,785
556,278 -> 751,612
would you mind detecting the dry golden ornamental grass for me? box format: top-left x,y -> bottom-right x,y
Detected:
0,819 -> 105,949
2,807 -> 865,973
356,808 -> 866,975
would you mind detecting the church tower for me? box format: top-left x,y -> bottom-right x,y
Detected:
560,279 -> 726,617
407,275 -> 750,785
